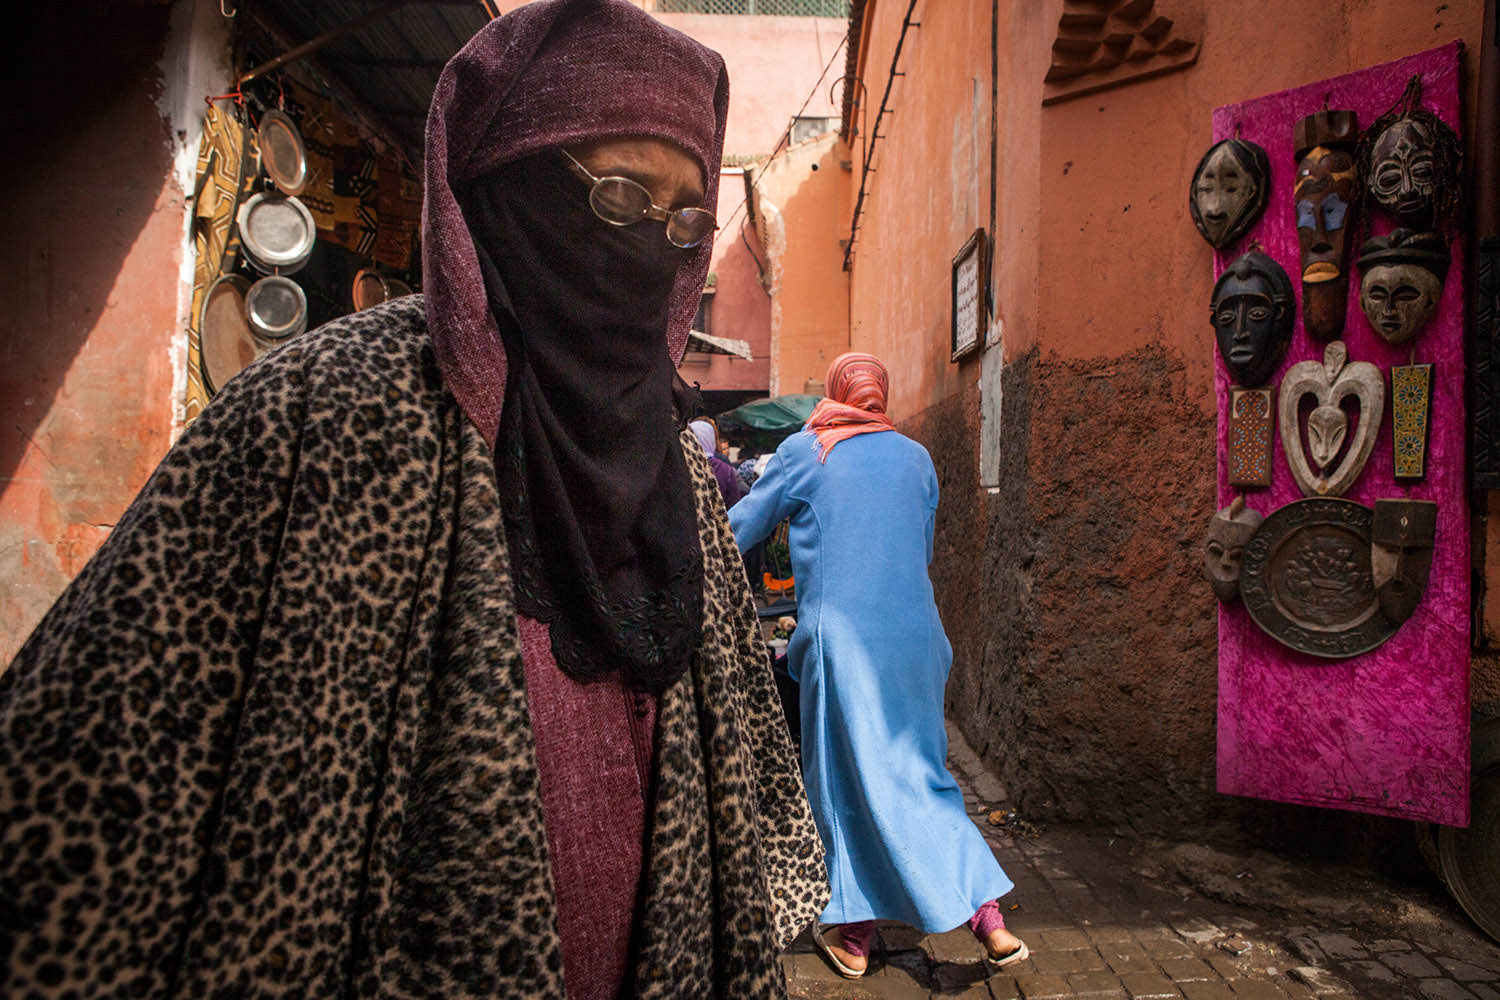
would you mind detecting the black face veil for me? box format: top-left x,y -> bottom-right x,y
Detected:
461,151 -> 703,694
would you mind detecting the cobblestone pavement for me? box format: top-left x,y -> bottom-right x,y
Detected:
782,725 -> 1500,1000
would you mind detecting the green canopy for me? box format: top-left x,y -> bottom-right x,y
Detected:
716,393 -> 822,452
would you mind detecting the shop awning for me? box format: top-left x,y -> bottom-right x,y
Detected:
686,329 -> 754,361
241,0 -> 493,166
717,393 -> 821,438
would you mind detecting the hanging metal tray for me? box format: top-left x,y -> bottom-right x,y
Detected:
245,274 -> 308,341
199,274 -> 259,396
257,108 -> 308,196
237,191 -> 316,274
1238,497 -> 1399,658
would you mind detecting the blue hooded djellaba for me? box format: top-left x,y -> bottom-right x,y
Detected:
729,372 -> 1012,932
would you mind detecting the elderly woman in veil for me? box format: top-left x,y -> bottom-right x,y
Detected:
730,352 -> 1027,979
0,3 -> 825,997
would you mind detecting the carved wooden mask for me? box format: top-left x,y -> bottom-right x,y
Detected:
1190,138 -> 1270,250
1369,120 -> 1441,227
1279,340 -> 1384,497
1211,250 -> 1295,388
1293,110 -> 1360,340
1205,496 -> 1264,603
1370,498 -> 1437,624
1356,229 -> 1450,346
1358,74 -> 1463,230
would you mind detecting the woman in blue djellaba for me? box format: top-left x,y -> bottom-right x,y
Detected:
729,352 -> 1029,979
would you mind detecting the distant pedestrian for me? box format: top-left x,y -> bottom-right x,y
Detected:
738,455 -> 761,488
691,417 -> 746,509
730,352 -> 1027,979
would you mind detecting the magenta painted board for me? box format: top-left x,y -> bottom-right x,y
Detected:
1213,43 -> 1469,827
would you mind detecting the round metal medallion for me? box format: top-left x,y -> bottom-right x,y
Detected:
352,268 -> 388,311
1238,497 -> 1399,658
199,274 -> 259,396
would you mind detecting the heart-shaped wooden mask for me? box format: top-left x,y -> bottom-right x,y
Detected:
1278,340 -> 1385,497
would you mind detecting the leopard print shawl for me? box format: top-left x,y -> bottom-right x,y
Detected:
0,296 -> 827,998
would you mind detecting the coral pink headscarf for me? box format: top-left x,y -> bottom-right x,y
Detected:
805,352 -> 896,461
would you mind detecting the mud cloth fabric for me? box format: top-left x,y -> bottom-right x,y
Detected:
0,297 -> 827,998
730,427 -> 1012,932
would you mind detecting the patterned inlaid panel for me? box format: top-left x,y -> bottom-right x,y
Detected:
1228,387 -> 1274,488
1391,363 -> 1433,480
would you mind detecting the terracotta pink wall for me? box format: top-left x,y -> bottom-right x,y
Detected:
842,0 -> 1020,421
679,171 -> 774,392
656,11 -> 849,398
753,133 -> 851,395
1039,2 -> 1484,407
653,13 -> 847,157
1,5 -> 192,665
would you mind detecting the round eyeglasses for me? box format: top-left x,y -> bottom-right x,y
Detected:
560,149 -> 718,249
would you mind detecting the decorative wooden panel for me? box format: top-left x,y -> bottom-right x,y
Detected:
1043,0 -> 1202,106
1472,238 -> 1500,488
1227,388 -> 1274,487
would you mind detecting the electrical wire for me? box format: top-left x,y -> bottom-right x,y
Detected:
711,29 -> 849,252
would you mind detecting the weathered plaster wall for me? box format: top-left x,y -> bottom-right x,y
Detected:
681,170 -> 774,393
1015,348 -> 1218,828
753,132 -> 851,396
844,0 -> 1491,843
1,1 -> 224,665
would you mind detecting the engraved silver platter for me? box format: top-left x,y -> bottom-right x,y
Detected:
1238,497 -> 1399,658
199,273 -> 259,396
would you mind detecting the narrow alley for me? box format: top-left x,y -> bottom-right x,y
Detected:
5,1 -> 1500,997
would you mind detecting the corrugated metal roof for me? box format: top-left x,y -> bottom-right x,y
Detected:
244,0 -> 492,163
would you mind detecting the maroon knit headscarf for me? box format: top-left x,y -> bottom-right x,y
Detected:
423,0 -> 729,447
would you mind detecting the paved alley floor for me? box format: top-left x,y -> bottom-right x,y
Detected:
782,725 -> 1500,1000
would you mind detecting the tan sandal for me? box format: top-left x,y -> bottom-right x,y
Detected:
811,925 -> 867,979
986,939 -> 1030,969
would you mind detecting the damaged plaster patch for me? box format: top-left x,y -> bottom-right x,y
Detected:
158,0 -> 233,437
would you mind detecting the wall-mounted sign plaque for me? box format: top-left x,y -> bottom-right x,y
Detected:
951,228 -> 986,363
